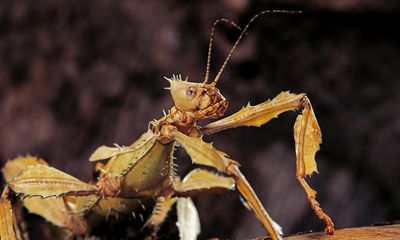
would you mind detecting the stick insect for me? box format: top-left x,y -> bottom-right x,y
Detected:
0,10 -> 334,240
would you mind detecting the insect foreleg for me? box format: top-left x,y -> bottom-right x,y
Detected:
294,102 -> 334,234
202,91 -> 335,234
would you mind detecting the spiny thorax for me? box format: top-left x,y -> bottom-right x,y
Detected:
152,107 -> 202,143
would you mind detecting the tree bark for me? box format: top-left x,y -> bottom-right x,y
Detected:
257,224 -> 400,240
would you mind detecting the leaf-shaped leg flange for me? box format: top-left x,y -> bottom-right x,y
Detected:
203,92 -> 334,235
173,131 -> 282,240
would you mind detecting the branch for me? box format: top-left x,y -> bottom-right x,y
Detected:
257,223 -> 400,240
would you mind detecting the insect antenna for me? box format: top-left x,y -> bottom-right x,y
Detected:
210,10 -> 302,87
203,18 -> 242,85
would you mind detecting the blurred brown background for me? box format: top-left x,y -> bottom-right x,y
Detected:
1,0 -> 399,239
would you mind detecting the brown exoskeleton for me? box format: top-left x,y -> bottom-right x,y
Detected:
0,10 -> 334,240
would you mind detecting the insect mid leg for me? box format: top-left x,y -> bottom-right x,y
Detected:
226,164 -> 283,240
172,132 -> 283,240
174,168 -> 277,239
173,168 -> 235,196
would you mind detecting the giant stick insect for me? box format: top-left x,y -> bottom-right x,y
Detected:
0,10 -> 334,240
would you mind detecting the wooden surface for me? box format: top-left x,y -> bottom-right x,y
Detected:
254,224 -> 400,240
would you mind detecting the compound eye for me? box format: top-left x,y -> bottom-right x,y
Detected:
186,87 -> 197,97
